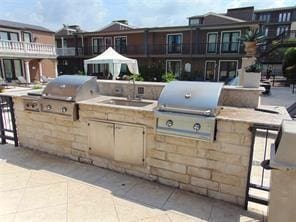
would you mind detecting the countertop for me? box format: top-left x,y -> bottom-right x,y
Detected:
1,88 -> 290,126
0,88 -> 42,97
217,105 -> 291,126
78,96 -> 158,112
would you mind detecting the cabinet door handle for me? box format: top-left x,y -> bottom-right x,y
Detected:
107,125 -> 113,128
115,126 -> 121,129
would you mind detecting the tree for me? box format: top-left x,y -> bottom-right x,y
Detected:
283,47 -> 296,93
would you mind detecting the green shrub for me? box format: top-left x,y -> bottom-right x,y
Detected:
283,47 -> 296,83
31,85 -> 42,90
161,72 -> 176,82
129,74 -> 144,81
245,63 -> 262,72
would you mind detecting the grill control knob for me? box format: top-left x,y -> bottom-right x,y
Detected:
193,123 -> 201,131
47,105 -> 52,110
166,120 -> 174,128
61,107 -> 67,113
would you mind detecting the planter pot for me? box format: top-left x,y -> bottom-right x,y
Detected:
243,72 -> 261,88
244,41 -> 257,56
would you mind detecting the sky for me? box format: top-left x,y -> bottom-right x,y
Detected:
0,0 -> 295,32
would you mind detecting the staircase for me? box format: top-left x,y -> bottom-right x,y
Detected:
257,30 -> 296,64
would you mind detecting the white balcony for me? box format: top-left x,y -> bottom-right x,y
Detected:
56,47 -> 82,56
0,40 -> 56,59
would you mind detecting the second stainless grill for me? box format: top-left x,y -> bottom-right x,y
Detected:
40,75 -> 99,120
155,81 -> 224,141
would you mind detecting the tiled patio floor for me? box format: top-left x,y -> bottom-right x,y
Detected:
0,144 -> 265,222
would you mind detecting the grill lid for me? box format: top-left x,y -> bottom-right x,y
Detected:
157,81 -> 224,116
42,75 -> 99,102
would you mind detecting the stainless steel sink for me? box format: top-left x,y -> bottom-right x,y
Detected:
100,99 -> 153,107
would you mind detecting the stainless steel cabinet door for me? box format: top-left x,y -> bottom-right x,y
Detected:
114,124 -> 145,165
88,121 -> 114,159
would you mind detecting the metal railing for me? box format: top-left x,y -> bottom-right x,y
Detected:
72,42 -> 244,56
0,40 -> 56,56
0,96 -> 18,146
56,47 -> 82,56
245,124 -> 280,210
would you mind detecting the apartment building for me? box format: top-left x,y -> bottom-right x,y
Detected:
56,15 -> 258,82
226,6 -> 296,38
0,19 -> 57,83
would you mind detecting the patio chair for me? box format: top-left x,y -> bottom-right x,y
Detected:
40,75 -> 50,84
0,77 -> 8,87
16,76 -> 30,86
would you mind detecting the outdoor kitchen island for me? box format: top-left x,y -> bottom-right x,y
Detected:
5,80 -> 289,207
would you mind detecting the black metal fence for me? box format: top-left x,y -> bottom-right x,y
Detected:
245,124 -> 279,209
0,96 -> 18,146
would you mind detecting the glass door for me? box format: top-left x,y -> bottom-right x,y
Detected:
207,33 -> 217,53
167,34 -> 182,54
221,32 -> 240,53
23,32 -> 32,42
3,59 -> 23,81
105,37 -> 112,49
93,38 -> 104,54
205,61 -> 216,81
219,61 -> 237,82
114,37 -> 127,54
3,60 -> 14,81
166,60 -> 182,77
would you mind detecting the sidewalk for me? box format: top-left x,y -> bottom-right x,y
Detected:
0,144 -> 264,222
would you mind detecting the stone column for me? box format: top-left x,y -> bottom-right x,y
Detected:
54,60 -> 58,77
61,37 -> 64,55
24,61 -> 31,83
239,57 -> 257,86
38,60 -> 43,80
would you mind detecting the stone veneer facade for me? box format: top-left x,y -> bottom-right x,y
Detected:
13,95 -> 252,206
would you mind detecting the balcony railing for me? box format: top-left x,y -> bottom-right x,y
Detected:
63,42 -> 244,57
56,47 -> 82,56
0,40 -> 56,58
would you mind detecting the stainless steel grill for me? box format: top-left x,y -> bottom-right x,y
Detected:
155,81 -> 224,141
23,75 -> 99,120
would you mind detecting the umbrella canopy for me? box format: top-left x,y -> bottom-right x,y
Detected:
84,47 -> 139,79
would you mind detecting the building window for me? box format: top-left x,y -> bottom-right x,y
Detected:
287,12 -> 291,22
277,26 -> 289,36
105,37 -> 112,49
279,12 -> 291,22
3,59 -> 23,81
114,36 -> 127,54
279,13 -> 282,22
205,61 -> 216,81
262,26 -> 269,36
259,14 -> 270,22
23,32 -> 32,42
221,31 -> 240,53
166,60 -> 182,77
0,61 -> 2,79
219,60 -> 237,82
93,38 -> 104,54
189,18 -> 201,25
167,34 -> 182,54
0,31 -> 19,41
207,33 -> 217,53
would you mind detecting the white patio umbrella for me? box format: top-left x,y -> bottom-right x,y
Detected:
83,47 -> 139,79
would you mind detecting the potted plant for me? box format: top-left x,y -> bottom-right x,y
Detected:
239,28 -> 265,56
243,63 -> 262,88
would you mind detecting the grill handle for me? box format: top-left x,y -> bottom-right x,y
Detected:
42,94 -> 73,101
159,106 -> 213,116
